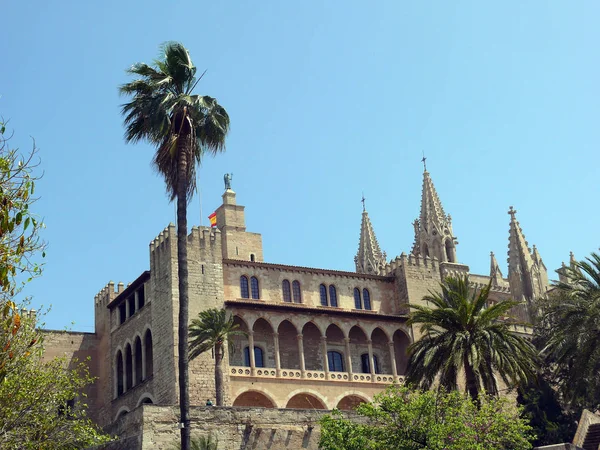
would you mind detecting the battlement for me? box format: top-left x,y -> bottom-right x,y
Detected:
19,308 -> 36,321
149,223 -> 176,255
470,281 -> 511,294
189,225 -> 221,248
149,224 -> 222,254
94,281 -> 121,308
382,252 -> 441,276
439,262 -> 470,279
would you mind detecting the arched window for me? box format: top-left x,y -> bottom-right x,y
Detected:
116,350 -> 124,396
240,276 -> 249,299
250,277 -> 260,299
354,288 -> 362,309
329,285 -> 338,307
292,280 -> 302,303
363,289 -> 371,310
319,284 -> 328,306
243,346 -> 264,368
125,344 -> 133,391
134,337 -> 143,385
144,330 -> 153,378
282,280 -> 291,302
327,351 -> 344,372
360,353 -> 380,374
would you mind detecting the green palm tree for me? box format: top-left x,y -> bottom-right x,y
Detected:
541,252 -> 600,409
189,308 -> 245,406
406,276 -> 537,401
119,42 -> 230,450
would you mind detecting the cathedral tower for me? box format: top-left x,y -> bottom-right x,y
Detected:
355,200 -> 386,275
507,206 -> 548,302
411,170 -> 458,263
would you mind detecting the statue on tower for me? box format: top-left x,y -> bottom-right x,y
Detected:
224,173 -> 233,191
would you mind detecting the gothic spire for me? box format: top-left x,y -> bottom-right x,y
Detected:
420,171 -> 448,234
490,251 -> 503,286
507,206 -> 548,302
355,205 -> 386,275
412,170 -> 457,262
507,206 -> 535,276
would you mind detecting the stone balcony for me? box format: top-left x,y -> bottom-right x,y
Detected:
230,366 -> 402,385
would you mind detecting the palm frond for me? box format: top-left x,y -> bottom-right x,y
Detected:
407,275 -> 537,400
119,42 -> 229,201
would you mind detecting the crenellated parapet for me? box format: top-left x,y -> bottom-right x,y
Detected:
469,281 -> 511,294
382,252 -> 443,276
94,281 -> 120,309
439,262 -> 470,280
189,225 -> 222,262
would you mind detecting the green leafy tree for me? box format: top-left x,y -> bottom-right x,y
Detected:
539,252 -> 600,411
120,42 -> 230,449
0,308 -> 111,449
319,385 -> 535,450
188,308 -> 245,406
0,121 -> 110,448
517,378 -> 576,447
406,276 -> 537,401
0,120 -> 45,299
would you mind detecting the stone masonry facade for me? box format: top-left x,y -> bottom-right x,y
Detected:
42,169 -> 560,444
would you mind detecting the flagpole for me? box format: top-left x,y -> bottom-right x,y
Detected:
199,188 -> 203,227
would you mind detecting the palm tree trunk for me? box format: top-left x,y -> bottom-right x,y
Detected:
464,360 -> 480,403
176,146 -> 191,450
215,342 -> 224,406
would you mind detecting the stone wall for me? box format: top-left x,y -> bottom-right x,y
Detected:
223,261 -> 397,313
100,405 -> 344,450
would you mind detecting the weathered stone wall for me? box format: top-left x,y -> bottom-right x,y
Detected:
149,224 -> 178,408
223,261 -> 397,313
101,405 -> 350,450
41,330 -> 101,421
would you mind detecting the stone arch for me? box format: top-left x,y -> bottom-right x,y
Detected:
114,407 -> 130,422
114,348 -> 124,397
233,390 -> 276,408
393,329 -> 411,375
124,342 -> 133,391
286,392 -> 327,410
422,242 -> 430,258
278,320 -> 300,370
326,324 -> 346,372
136,393 -> 156,407
251,318 -> 274,368
371,327 -> 392,375
349,325 -> 369,373
332,391 -> 371,410
134,334 -> 143,385
336,394 -> 369,411
144,329 -> 153,378
326,321 -> 348,338
230,315 -> 250,366
302,322 -> 323,371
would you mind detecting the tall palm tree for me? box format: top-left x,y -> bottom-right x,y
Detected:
189,308 -> 245,406
119,42 -> 229,450
541,252 -> 600,409
406,276 -> 537,401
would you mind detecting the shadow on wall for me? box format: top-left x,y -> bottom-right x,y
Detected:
99,404 -> 365,450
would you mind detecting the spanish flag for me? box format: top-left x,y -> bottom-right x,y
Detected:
208,212 -> 217,227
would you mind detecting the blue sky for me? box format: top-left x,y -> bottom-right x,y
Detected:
2,1 -> 598,331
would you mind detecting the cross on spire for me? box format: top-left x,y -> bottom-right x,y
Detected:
421,151 -> 427,172
508,206 -> 517,218
361,193 -> 366,212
